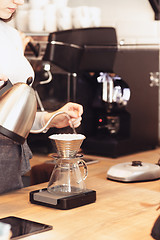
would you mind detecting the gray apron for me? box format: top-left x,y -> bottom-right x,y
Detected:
0,134 -> 32,194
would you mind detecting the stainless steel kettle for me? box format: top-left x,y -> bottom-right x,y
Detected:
0,77 -> 37,144
0,78 -> 76,144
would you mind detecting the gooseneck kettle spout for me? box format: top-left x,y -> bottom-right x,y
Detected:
30,111 -> 77,134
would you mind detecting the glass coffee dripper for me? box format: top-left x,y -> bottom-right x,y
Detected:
47,133 -> 88,196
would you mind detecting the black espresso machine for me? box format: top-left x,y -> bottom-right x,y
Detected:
43,27 -> 159,158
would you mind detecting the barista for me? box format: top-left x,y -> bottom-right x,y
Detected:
0,0 -> 83,194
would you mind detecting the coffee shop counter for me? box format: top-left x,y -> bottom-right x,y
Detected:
0,148 -> 160,240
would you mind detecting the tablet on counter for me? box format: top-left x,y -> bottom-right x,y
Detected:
0,216 -> 53,239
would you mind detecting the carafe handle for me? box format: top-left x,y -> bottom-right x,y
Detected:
78,159 -> 88,181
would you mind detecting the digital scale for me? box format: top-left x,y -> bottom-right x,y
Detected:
30,188 -> 96,210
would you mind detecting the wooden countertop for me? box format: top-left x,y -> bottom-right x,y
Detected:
0,149 -> 160,240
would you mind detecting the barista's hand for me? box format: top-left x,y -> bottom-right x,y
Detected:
0,74 -> 8,82
0,74 -> 8,87
44,102 -> 83,129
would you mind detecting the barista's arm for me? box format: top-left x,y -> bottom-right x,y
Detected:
43,102 -> 83,129
31,102 -> 83,131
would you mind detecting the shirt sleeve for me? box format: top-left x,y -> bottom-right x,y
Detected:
31,111 -> 48,131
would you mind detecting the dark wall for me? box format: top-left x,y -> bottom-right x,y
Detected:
114,47 -> 159,148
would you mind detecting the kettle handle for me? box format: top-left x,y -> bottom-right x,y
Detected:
26,77 -> 33,86
0,77 -> 33,90
0,80 -> 9,90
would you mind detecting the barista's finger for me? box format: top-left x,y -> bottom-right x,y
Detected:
69,117 -> 82,128
70,116 -> 82,124
73,121 -> 81,128
0,74 -> 8,81
68,103 -> 83,117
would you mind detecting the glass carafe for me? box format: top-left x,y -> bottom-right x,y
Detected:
47,156 -> 88,195
48,133 -> 88,196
